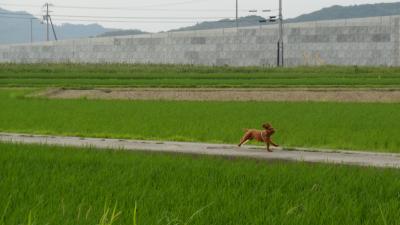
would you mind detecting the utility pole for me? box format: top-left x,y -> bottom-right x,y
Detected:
43,3 -> 57,41
236,0 -> 238,28
30,18 -> 34,43
49,16 -> 58,41
45,3 -> 49,41
277,0 -> 284,67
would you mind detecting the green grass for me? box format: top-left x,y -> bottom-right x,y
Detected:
1,89 -> 400,152
1,63 -> 400,88
0,142 -> 400,225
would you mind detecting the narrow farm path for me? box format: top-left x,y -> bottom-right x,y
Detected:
1,132 -> 399,168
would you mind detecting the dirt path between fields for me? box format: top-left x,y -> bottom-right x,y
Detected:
1,133 -> 399,168
36,88 -> 400,102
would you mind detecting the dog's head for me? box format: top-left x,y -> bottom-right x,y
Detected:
267,127 -> 275,135
262,123 -> 272,130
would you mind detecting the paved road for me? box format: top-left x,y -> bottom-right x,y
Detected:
1,132 -> 399,168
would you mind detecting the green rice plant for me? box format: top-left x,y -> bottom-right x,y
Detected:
132,202 -> 137,225
1,89 -> 400,152
1,63 -> 400,88
0,195 -> 11,225
98,202 -> 122,225
25,211 -> 34,225
379,205 -> 388,225
1,143 -> 400,225
182,203 -> 213,225
155,204 -> 212,225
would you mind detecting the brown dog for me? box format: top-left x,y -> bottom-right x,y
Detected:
238,123 -> 279,152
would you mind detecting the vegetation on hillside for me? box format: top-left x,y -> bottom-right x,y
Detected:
97,29 -> 148,37
288,2 -> 400,23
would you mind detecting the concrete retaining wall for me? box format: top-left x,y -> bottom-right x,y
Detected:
0,16 -> 399,67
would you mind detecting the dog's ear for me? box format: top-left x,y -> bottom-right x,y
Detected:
262,123 -> 271,129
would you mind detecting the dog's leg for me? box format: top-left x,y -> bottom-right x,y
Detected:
265,137 -> 279,148
265,142 -> 273,152
270,140 -> 279,147
238,137 -> 249,147
238,132 -> 251,147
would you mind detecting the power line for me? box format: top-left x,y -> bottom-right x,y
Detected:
0,15 -> 37,20
52,17 -> 258,23
0,12 -> 238,21
50,15 -> 234,20
0,12 -> 40,16
0,14 -> 268,23
0,2 -> 275,29
51,18 -> 268,24
127,0 -> 208,8
0,3 -> 42,8
0,14 -> 271,25
0,2 -> 255,12
54,5 -> 254,12
3,1 -> 206,8
51,18 -> 204,24
0,15 -> 200,23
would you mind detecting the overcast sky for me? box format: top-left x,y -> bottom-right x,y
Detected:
0,0 -> 399,31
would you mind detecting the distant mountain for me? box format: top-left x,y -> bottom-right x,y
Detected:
98,29 -> 148,37
3,2 -> 400,44
55,23 -> 117,39
171,2 -> 400,31
170,15 -> 267,32
0,8 -> 117,44
286,2 -> 400,23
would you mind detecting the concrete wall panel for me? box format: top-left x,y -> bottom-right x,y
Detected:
0,15 -> 399,67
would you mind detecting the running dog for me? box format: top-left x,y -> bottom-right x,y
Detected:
238,123 -> 279,152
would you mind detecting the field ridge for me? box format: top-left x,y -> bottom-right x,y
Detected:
1,132 -> 399,168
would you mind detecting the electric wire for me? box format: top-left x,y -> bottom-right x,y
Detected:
0,2 -> 259,12
0,2 -> 276,27
0,15 -> 269,24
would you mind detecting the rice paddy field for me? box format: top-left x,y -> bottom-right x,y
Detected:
1,89 -> 400,152
1,63 -> 400,88
1,142 -> 400,225
1,63 -> 400,224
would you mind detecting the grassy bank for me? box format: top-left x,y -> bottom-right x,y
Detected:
1,89 -> 400,152
1,63 -> 400,88
0,143 -> 399,225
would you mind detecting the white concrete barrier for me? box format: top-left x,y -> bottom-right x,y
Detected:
0,16 -> 399,67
